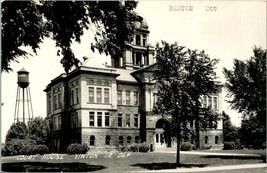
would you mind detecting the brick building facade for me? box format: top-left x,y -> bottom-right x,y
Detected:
44,15 -> 223,153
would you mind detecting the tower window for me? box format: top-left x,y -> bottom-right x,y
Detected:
136,35 -> 141,45
143,34 -> 147,46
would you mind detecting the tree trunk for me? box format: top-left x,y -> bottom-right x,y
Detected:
176,124 -> 181,166
195,99 -> 200,149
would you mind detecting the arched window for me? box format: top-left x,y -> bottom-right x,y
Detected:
215,136 -> 219,144
105,136 -> 111,145
127,136 -> 132,144
119,136 -> 124,146
135,136 -> 139,143
205,136 -> 209,144
90,136 -> 95,146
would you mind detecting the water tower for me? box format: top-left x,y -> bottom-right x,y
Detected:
14,68 -> 34,123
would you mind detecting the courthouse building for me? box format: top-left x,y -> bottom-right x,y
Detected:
44,15 -> 223,153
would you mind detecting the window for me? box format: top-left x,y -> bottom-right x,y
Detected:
97,112 -> 102,127
53,116 -> 58,130
105,112 -> 110,127
96,88 -> 102,103
76,88 -> 79,104
202,96 -> 207,108
89,112 -> 94,127
215,136 -> 219,144
143,34 -> 147,46
126,114 -> 131,127
89,87 -> 94,103
208,96 -> 212,108
153,93 -> 158,108
119,136 -> 123,145
90,136 -> 95,146
136,35 -> 140,45
205,136 -> 208,144
118,114 -> 122,127
135,53 -> 142,65
135,136 -> 139,143
58,93 -> 61,108
71,89 -> 74,105
48,96 -> 51,114
54,95 -> 57,110
126,91 -> 130,105
76,112 -> 79,127
134,114 -> 139,127
104,88 -> 110,103
190,121 -> 194,128
117,90 -> 122,105
213,97 -> 218,110
127,136 -> 132,144
58,116 -> 61,130
144,55 -> 149,65
134,92 -> 138,105
105,136 -> 111,145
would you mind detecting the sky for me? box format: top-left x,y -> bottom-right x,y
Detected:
1,1 -> 266,143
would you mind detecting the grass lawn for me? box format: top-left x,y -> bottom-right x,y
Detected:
1,151 -> 265,172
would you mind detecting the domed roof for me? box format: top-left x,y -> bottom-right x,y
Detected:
134,11 -> 149,29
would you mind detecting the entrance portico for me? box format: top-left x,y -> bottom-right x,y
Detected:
154,118 -> 171,149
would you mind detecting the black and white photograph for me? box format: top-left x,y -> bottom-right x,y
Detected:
1,0 -> 266,172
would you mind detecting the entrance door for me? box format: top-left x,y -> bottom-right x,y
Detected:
155,129 -> 166,148
154,118 -> 171,149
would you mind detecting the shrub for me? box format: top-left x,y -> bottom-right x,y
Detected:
1,143 -> 6,156
234,139 -> 243,149
203,144 -> 212,150
67,143 -> 89,154
138,142 -> 150,152
22,144 -> 49,155
223,141 -> 235,150
22,145 -> 35,155
35,145 -> 49,155
4,138 -> 37,156
181,142 -> 193,151
129,143 -> 139,152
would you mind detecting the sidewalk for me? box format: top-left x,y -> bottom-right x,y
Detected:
153,148 -> 261,157
137,163 -> 267,172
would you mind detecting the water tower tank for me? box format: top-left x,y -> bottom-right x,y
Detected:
17,68 -> 29,88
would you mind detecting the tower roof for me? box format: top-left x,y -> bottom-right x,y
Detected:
18,68 -> 29,73
134,12 -> 149,30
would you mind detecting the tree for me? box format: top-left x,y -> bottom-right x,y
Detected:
222,111 -> 239,142
223,47 -> 266,145
184,49 -> 219,149
5,122 -> 28,142
27,117 -> 48,145
153,41 -> 219,166
239,115 -> 265,149
2,0 -> 138,73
